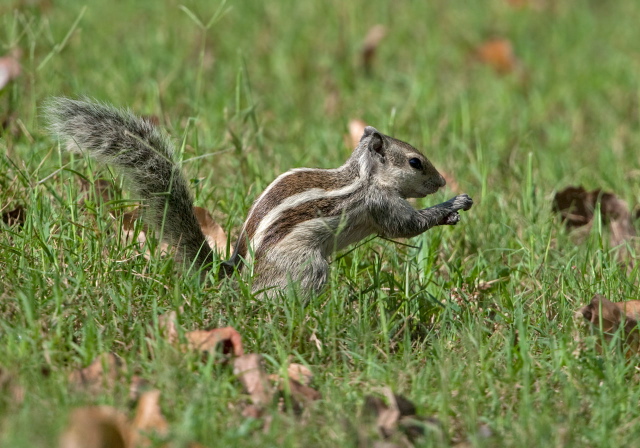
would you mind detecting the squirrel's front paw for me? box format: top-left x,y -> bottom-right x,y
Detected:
452,194 -> 473,212
442,212 -> 461,225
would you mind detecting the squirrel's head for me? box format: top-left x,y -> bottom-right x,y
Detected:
358,126 -> 446,198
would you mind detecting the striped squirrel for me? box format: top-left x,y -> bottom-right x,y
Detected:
45,98 -> 473,296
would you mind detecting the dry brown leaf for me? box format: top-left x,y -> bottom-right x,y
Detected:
193,206 -> 227,252
346,119 -> 367,149
0,368 -> 25,405
68,353 -> 126,394
157,311 -> 180,345
186,327 -> 244,357
362,25 -> 386,74
157,312 -> 243,357
553,186 -> 636,249
265,363 -> 320,414
364,390 -> 417,438
1,205 -> 25,228
121,206 -> 226,259
287,363 -> 313,386
59,406 -> 130,448
475,38 -> 519,74
129,375 -> 152,403
361,389 -> 441,444
131,390 -> 169,447
0,50 -> 21,90
233,354 -> 273,407
280,378 -> 321,413
577,294 -> 640,355
121,207 -> 154,255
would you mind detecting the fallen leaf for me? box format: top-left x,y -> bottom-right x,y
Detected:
278,378 -> 321,414
362,389 -> 441,444
286,363 -> 313,386
346,119 -> 367,149
363,389 -> 417,438
131,390 -> 169,447
157,312 -> 243,357
0,368 -> 25,405
59,406 -> 130,448
361,25 -> 386,74
553,186 -> 636,249
129,375 -> 152,403
475,38 -> 519,74
121,206 -> 226,259
121,207 -> 153,255
0,50 -> 21,90
1,205 -> 25,228
266,363 -> 320,414
193,206 -> 227,252
233,354 -> 273,408
186,327 -> 244,357
577,294 -> 640,355
68,353 -> 126,394
157,311 -> 180,345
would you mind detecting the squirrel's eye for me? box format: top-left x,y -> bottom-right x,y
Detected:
408,158 -> 423,170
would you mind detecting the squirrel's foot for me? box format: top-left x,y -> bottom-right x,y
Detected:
451,194 -> 473,212
441,212 -> 461,225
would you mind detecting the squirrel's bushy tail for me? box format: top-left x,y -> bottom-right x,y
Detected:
44,97 -> 214,271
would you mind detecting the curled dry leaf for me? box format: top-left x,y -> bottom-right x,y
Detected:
363,389 -> 441,443
121,207 -> 154,256
577,294 -> 640,355
60,390 -> 170,448
278,378 -> 321,414
193,206 -> 227,252
131,390 -> 169,447
1,205 -> 25,228
186,327 -> 244,357
287,363 -> 313,386
553,186 -> 636,248
157,312 -> 244,357
121,206 -> 226,260
346,119 -> 367,149
0,49 -> 21,90
129,375 -> 152,403
267,363 -> 320,414
233,354 -> 273,407
0,368 -> 25,405
158,311 -> 180,345
68,353 -> 126,394
361,25 -> 387,73
475,38 -> 519,74
59,406 -> 130,448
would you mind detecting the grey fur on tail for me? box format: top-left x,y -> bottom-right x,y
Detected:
44,97 -> 214,271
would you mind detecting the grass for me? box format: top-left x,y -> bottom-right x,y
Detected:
2,0 -> 640,446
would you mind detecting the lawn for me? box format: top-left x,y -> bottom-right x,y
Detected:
2,0 -> 640,446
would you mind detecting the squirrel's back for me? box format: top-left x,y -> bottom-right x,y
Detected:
45,98 -> 214,271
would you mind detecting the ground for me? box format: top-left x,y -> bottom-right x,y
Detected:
1,0 -> 640,446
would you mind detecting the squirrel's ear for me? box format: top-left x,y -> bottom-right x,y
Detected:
360,126 -> 378,141
364,127 -> 385,161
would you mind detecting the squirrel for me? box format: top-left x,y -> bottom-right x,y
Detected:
45,97 -> 473,296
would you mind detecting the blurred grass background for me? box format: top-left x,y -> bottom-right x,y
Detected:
2,0 -> 640,446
